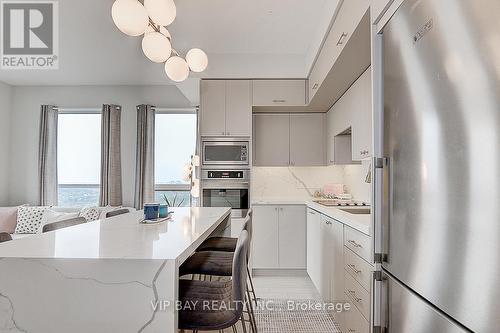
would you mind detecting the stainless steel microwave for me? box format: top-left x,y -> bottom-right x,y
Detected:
202,140 -> 249,166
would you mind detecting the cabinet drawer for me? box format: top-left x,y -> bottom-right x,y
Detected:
344,226 -> 371,262
253,80 -> 306,106
344,246 -> 372,291
345,271 -> 370,321
343,299 -> 369,333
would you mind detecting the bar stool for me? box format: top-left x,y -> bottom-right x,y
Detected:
178,230 -> 249,332
180,214 -> 258,332
196,210 -> 257,305
42,217 -> 87,233
0,232 -> 12,243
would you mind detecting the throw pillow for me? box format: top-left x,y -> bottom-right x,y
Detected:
38,210 -> 80,234
79,206 -> 101,222
0,206 -> 19,234
14,206 -> 50,234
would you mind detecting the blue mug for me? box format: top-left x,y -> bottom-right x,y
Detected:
159,204 -> 169,218
144,203 -> 160,220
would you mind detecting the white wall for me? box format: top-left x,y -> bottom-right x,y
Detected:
8,85 -> 191,206
343,161 -> 371,204
0,81 -> 12,205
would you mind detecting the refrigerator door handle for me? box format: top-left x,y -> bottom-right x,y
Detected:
373,157 -> 389,263
373,271 -> 389,333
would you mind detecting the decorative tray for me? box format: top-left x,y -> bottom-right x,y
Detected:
139,213 -> 173,225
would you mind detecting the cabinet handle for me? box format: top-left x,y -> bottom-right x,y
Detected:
348,289 -> 362,302
348,328 -> 356,333
325,220 -> 332,225
312,83 -> 319,90
272,99 -> 286,103
337,32 -> 348,46
222,131 -> 225,135
348,264 -> 361,274
348,239 -> 362,248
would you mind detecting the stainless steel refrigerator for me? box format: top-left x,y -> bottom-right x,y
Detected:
374,0 -> 500,332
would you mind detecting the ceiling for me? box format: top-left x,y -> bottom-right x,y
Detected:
0,0 -> 340,103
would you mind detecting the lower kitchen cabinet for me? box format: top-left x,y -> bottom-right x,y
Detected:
307,209 -> 344,302
325,215 -> 344,302
253,205 -> 306,269
307,208 -> 322,294
278,206 -> 307,268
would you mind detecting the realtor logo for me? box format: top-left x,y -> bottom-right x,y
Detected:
1,0 -> 58,69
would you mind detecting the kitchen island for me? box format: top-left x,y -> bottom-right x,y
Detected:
0,207 -> 231,333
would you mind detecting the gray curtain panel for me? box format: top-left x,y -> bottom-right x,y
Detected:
99,104 -> 123,206
38,105 -> 58,206
134,105 -> 156,210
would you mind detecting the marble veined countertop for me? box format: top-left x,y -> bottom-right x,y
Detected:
252,200 -> 372,235
0,207 -> 231,260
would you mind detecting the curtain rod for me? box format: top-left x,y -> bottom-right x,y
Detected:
155,107 -> 197,112
57,106 -> 197,113
57,107 -> 102,113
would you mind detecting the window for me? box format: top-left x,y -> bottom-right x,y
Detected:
154,111 -> 197,207
57,113 -> 101,207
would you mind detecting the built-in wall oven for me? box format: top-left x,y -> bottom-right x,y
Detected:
201,169 -> 250,218
202,139 -> 249,166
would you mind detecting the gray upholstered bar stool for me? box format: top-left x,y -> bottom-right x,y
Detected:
180,213 -> 258,332
106,208 -> 130,218
42,217 -> 86,233
0,232 -> 12,243
195,210 -> 257,305
178,230 -> 249,332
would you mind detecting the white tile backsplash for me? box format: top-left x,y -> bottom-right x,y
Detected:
343,160 -> 372,204
251,162 -> 372,204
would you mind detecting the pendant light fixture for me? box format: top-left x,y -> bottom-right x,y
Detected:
111,0 -> 207,82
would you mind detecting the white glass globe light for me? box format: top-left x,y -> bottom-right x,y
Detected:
191,179 -> 200,198
144,25 -> 171,39
186,48 -> 208,72
142,32 -> 172,63
165,56 -> 190,82
144,0 -> 177,26
111,0 -> 149,36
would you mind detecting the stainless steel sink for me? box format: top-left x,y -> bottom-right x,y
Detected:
339,208 -> 371,215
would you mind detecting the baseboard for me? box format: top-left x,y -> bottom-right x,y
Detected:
252,269 -> 307,277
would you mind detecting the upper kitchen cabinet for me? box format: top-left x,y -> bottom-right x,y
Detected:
371,0 -> 394,24
308,0 -> 370,111
326,67 -> 372,163
253,114 -> 290,167
253,113 -> 326,167
350,69 -> 372,160
225,80 -> 252,136
200,80 -> 252,137
252,80 -> 307,108
200,80 -> 226,136
289,114 -> 325,166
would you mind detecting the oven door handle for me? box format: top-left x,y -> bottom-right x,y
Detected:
201,182 -> 249,189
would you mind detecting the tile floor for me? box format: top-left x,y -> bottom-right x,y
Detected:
252,274 -> 321,300
182,273 -> 340,333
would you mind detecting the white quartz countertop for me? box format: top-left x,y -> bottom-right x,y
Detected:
0,207 -> 231,260
253,200 -> 371,235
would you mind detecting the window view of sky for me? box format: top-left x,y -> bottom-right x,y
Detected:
155,113 -> 197,184
58,113 -> 101,185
